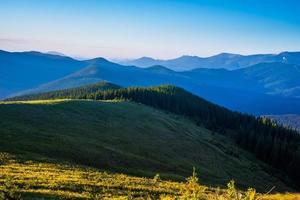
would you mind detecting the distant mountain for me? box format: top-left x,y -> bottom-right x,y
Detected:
241,62 -> 300,97
46,51 -> 67,57
119,52 -> 300,71
145,65 -> 177,74
19,57 -> 192,94
17,57 -> 300,115
183,62 -> 300,97
0,50 -> 87,99
2,50 -> 300,115
125,56 -> 159,67
265,114 -> 300,132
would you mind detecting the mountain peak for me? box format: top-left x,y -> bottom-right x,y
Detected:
213,52 -> 241,57
86,57 -> 110,64
145,65 -> 175,73
46,51 -> 66,57
178,55 -> 201,58
136,56 -> 156,61
278,51 -> 300,56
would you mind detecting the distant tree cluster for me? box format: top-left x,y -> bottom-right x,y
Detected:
7,82 -> 300,187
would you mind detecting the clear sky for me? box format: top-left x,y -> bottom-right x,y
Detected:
1,0 -> 300,59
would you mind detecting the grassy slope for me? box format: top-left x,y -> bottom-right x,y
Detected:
0,99 -> 292,193
1,157 -> 184,199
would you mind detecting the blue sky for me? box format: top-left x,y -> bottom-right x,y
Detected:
1,0 -> 300,59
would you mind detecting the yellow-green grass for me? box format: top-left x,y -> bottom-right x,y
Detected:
0,99 -> 121,105
0,154 -> 299,200
0,99 -> 296,193
262,193 -> 300,200
0,157 -> 175,199
0,153 -> 193,199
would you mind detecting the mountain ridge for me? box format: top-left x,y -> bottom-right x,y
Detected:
2,50 -> 300,116
118,51 -> 300,71
0,50 -> 87,99
15,57 -> 300,115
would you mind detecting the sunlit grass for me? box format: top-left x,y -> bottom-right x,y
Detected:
262,193 -> 300,200
0,99 -> 72,104
0,155 -> 183,199
0,99 -> 123,105
1,153 -> 299,200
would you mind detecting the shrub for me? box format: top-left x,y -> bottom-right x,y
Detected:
181,167 -> 205,200
225,180 -> 257,200
153,173 -> 161,183
0,178 -> 21,200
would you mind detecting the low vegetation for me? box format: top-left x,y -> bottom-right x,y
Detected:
0,153 -> 298,199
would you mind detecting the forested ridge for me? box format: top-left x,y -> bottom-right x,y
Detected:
7,82 -> 300,188
11,81 -> 121,99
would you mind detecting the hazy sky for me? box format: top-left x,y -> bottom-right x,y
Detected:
1,0 -> 300,59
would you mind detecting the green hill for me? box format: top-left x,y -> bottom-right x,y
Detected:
0,100 -> 293,193
8,83 -> 300,189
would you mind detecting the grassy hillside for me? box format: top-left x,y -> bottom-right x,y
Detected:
9,84 -> 300,188
0,100 -> 293,193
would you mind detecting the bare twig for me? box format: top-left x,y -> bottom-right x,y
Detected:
257,186 -> 276,200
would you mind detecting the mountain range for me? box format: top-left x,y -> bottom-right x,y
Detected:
1,50 -> 300,115
2,50 -> 300,197
118,52 -> 300,71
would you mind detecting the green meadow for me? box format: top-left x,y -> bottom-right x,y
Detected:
1,100 -> 299,199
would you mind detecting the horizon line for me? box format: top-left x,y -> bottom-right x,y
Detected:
1,48 -> 300,61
